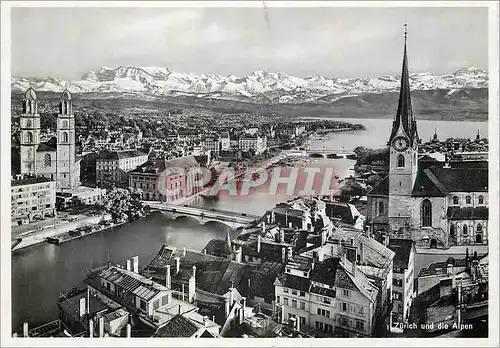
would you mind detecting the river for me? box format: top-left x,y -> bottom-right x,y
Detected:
11,117 -> 488,332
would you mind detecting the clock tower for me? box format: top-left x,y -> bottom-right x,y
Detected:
387,26 -> 419,233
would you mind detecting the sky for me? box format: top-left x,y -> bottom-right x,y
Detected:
11,5 -> 489,80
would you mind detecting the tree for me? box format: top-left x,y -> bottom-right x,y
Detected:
367,174 -> 383,187
100,188 -> 146,223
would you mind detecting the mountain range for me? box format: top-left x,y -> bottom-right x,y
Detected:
11,66 -> 488,105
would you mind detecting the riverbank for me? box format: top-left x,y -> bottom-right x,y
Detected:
45,219 -> 129,246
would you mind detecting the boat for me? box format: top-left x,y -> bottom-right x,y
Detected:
45,237 -> 60,245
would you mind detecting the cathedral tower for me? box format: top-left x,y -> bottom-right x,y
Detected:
56,89 -> 77,190
387,26 -> 420,233
20,88 -> 41,175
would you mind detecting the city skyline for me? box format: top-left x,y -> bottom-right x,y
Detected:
12,6 -> 488,80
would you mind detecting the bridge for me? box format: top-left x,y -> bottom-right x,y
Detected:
146,202 -> 261,228
284,148 -> 357,159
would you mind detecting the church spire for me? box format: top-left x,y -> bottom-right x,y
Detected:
389,23 -> 418,146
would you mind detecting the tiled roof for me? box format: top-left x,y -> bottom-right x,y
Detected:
99,266 -> 166,301
388,238 -> 414,269
12,175 -> 53,187
97,149 -> 146,160
418,257 -> 468,277
310,258 -> 340,286
447,206 -> 488,220
413,167 -> 488,196
310,285 -> 336,298
152,315 -> 199,337
366,175 -> 389,196
325,202 -> 356,224
36,137 -> 57,152
276,273 -> 311,292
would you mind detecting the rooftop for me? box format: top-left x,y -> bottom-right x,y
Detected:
97,149 -> 147,160
12,175 -> 54,187
388,238 -> 414,269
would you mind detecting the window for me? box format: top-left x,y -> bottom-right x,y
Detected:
139,299 -> 146,311
26,120 -> 32,128
323,297 -> 331,304
153,299 -> 160,311
450,224 -> 455,236
341,302 -> 347,312
283,298 -> 289,306
465,196 -> 472,205
291,290 -> 298,295
421,199 -> 432,227
276,296 -> 280,304
477,224 -> 483,232
342,289 -> 350,297
393,291 -> 403,301
300,301 -> 305,310
62,120 -> 68,128
300,316 -> 306,327
463,225 -> 468,236
393,278 -> 403,287
478,195 -> 484,205
359,306 -> 364,316
378,201 -> 384,215
317,308 -> 330,318
61,132 -> 69,143
356,320 -> 365,331
340,317 -> 349,327
283,288 -> 289,293
300,291 -> 305,297
452,196 -> 459,205
26,131 -> 33,143
44,154 -> 51,167
397,154 -> 405,167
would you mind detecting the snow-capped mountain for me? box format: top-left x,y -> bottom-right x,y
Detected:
11,65 -> 488,104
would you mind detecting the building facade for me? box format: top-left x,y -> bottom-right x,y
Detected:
20,88 -> 81,191
11,175 -> 56,225
96,150 -> 148,187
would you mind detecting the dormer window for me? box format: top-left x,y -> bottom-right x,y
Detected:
465,196 -> 472,205
452,196 -> 459,205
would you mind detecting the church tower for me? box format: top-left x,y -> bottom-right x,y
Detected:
20,88 -> 41,175
56,89 -> 77,190
387,26 -> 420,234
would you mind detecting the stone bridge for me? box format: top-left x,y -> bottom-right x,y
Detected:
306,149 -> 357,159
146,202 -> 260,228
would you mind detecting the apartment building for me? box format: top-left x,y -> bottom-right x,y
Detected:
238,134 -> 267,155
96,150 -> 148,187
128,155 -> 201,202
274,256 -> 379,337
11,175 -> 56,225
387,238 -> 416,332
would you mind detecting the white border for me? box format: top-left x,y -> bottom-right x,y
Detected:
1,1 -> 499,347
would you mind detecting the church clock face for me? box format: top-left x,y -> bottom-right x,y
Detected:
392,136 -> 409,151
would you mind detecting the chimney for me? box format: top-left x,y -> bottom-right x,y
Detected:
203,316 -> 210,327
165,265 -> 171,289
229,286 -> 234,306
79,297 -> 86,318
350,238 -> 354,246
257,235 -> 261,253
183,247 -> 186,257
318,247 -> 324,262
175,257 -> 180,274
281,247 -> 286,263
22,322 -> 29,338
132,256 -> 139,273
235,247 -> 242,263
126,260 -> 131,271
98,316 -> 104,338
224,297 -> 230,318
261,221 -> 266,233
203,248 -> 207,254
188,265 -> 196,303
88,319 -> 94,338
126,323 -> 131,338
280,230 -> 285,243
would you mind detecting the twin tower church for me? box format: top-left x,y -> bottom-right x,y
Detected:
366,35 -> 488,249
19,88 -> 80,191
